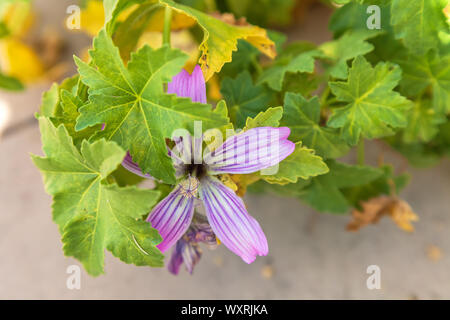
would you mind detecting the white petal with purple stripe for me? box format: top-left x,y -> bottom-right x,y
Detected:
147,185 -> 195,252
204,127 -> 295,174
199,177 -> 268,264
121,152 -> 154,179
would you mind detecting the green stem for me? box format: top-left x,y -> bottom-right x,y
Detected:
357,139 -> 365,165
320,86 -> 330,106
162,7 -> 172,47
326,97 -> 339,105
251,57 -> 263,76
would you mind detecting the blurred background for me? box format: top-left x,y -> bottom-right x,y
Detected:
1,0 -> 450,299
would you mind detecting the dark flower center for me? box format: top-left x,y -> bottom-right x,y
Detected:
185,163 -> 207,179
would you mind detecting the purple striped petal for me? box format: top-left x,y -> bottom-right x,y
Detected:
123,150 -> 184,178
167,240 -> 185,275
167,239 -> 202,275
180,242 -> 202,274
167,65 -> 207,104
204,127 -> 295,174
168,140 -> 188,166
170,134 -> 204,165
167,220 -> 216,275
199,177 -> 268,264
147,184 -> 195,253
121,152 -> 154,179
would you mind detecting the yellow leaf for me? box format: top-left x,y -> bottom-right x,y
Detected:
159,0 -> 276,81
0,38 -> 44,82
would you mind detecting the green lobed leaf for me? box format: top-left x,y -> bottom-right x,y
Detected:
220,40 -> 261,79
244,106 -> 283,130
54,90 -> 103,147
258,42 -> 321,91
281,92 -> 350,159
112,2 -> 159,61
402,99 -> 447,143
38,76 -> 81,118
75,30 -> 228,184
342,165 -> 410,208
281,72 -> 321,98
396,51 -> 450,114
327,56 -> 411,145
111,165 -> 145,187
261,142 -> 329,185
388,121 -> 450,168
391,0 -> 449,55
298,160 -> 384,214
330,2 -> 392,37
32,117 -> 163,276
221,71 -> 273,128
39,83 -> 60,117
319,30 -> 381,79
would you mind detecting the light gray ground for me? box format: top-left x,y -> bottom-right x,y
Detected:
0,0 -> 449,300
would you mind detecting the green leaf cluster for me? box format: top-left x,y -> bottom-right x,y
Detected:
31,0 -> 450,275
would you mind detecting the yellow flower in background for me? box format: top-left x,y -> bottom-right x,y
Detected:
79,0 -> 135,36
145,7 -> 195,32
1,0 -> 33,37
137,30 -> 200,69
79,0 -> 104,37
0,38 -> 44,82
0,0 -> 45,87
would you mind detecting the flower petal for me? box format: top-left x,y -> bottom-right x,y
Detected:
199,177 -> 268,264
121,152 -> 154,179
181,242 -> 202,274
123,150 -> 184,178
167,65 -> 207,104
167,240 -> 185,275
167,239 -> 202,275
204,127 -> 295,174
147,185 -> 195,252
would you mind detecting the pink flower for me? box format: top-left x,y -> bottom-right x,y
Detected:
123,66 -> 295,273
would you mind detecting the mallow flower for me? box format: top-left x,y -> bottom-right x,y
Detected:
122,65 -> 295,273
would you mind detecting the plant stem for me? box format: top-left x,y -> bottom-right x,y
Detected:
162,7 -> 172,47
320,86 -> 330,106
251,57 -> 263,76
357,138 -> 365,165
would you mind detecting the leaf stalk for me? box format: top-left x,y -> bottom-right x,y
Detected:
162,6 -> 172,47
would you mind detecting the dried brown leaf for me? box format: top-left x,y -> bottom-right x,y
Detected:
347,196 -> 418,232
